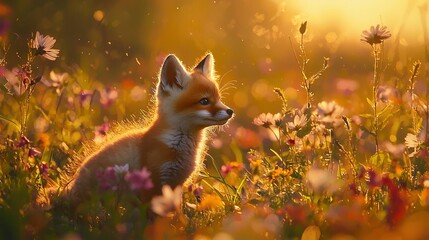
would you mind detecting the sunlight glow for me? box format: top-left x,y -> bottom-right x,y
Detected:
288,0 -> 426,43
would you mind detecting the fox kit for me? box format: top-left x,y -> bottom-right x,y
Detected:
66,53 -> 233,203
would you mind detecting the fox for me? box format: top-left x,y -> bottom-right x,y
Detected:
63,53 -> 233,204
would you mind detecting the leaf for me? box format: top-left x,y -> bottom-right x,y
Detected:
366,97 -> 374,108
301,225 -> 321,240
359,113 -> 373,119
297,123 -> 312,138
0,113 -> 21,132
369,151 -> 391,170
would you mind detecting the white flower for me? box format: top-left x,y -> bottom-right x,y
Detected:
287,114 -> 307,130
405,133 -> 419,149
316,101 -> 344,126
42,71 -> 68,95
32,31 -> 60,61
306,166 -> 340,194
113,164 -> 129,174
151,185 -> 182,217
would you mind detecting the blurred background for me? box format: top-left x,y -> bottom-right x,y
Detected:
0,0 -> 428,152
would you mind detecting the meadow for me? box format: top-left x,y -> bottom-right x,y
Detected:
1,1 -> 429,239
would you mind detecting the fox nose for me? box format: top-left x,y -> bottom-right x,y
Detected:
226,109 -> 234,116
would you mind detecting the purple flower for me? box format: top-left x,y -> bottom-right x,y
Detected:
16,135 -> 30,147
124,167 -> 154,191
96,167 -> 118,191
29,147 -> 41,157
79,90 -> 93,105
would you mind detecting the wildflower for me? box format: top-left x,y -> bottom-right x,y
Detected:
199,194 -> 223,210
79,90 -> 93,105
99,87 -> 118,107
336,78 -> 358,96
16,135 -> 30,147
113,164 -> 129,175
96,167 -> 117,191
94,123 -> 109,143
124,167 -> 154,191
405,133 -> 419,149
361,24 -> 391,45
306,166 -> 339,194
316,101 -> 344,126
268,168 -> 292,182
193,187 -> 203,198
253,113 -> 281,128
382,175 -> 406,226
286,138 -> 296,146
377,85 -> 400,103
28,147 -> 41,157
39,162 -> 49,176
221,162 -> 243,177
42,71 -> 68,95
32,31 -> 60,61
382,142 -> 405,159
286,114 -> 307,131
151,185 -> 182,217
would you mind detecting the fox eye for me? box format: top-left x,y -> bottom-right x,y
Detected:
199,98 -> 210,105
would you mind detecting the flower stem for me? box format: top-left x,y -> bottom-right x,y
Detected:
372,45 -> 381,154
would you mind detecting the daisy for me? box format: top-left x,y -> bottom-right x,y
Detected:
32,31 -> 60,61
361,24 -> 391,45
316,101 -> 344,126
253,113 -> 282,128
286,114 -> 308,131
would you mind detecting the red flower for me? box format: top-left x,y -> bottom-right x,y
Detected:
382,175 -> 407,226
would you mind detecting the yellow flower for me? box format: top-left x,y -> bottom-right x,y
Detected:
198,194 -> 223,211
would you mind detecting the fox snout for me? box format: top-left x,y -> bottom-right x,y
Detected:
215,101 -> 234,118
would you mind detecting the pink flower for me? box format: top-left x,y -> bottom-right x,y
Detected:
124,167 -> 154,191
16,135 -> 30,147
221,162 -> 243,177
94,123 -> 109,143
79,90 -> 93,105
41,71 -> 68,95
32,31 -> 59,61
29,147 -> 41,157
99,87 -> 118,107
96,167 -> 118,191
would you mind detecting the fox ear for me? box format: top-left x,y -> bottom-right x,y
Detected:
195,53 -> 214,79
159,54 -> 189,93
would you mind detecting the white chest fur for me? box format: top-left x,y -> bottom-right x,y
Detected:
158,128 -> 200,186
